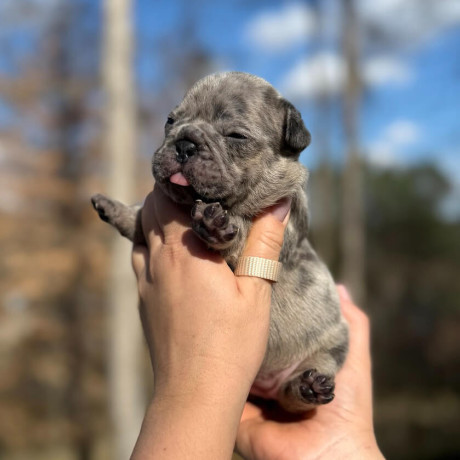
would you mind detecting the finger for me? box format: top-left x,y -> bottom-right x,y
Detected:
132,244 -> 149,280
335,285 -> 373,417
239,400 -> 263,423
236,402 -> 262,460
141,190 -> 162,250
337,285 -> 371,369
151,184 -> 190,242
236,197 -> 291,295
144,185 -> 211,260
155,185 -> 220,260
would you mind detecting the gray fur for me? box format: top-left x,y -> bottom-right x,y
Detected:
91,72 -> 348,412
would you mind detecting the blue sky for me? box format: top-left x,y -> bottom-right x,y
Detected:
133,0 -> 460,218
0,0 -> 459,218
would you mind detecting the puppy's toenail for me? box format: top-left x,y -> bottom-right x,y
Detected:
204,204 -> 218,218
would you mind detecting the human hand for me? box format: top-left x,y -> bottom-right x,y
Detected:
130,185 -> 291,459
236,286 -> 385,460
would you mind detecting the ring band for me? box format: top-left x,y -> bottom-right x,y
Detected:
234,256 -> 282,282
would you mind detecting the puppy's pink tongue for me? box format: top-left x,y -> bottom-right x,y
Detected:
170,172 -> 190,186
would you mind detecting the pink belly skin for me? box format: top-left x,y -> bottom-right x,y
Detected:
250,361 -> 301,400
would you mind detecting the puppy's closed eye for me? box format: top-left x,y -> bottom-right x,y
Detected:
226,132 -> 247,140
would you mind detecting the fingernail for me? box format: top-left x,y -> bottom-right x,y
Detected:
337,285 -> 353,302
269,197 -> 291,223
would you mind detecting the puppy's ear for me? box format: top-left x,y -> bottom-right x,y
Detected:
281,99 -> 311,156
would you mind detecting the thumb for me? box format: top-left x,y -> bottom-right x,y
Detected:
236,197 -> 291,293
132,244 -> 149,281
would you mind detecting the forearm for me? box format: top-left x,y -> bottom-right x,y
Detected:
131,382 -> 250,459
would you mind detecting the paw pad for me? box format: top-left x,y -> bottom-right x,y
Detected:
191,200 -> 238,247
297,369 -> 335,405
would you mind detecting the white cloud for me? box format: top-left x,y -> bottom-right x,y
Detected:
280,52 -> 347,99
366,142 -> 401,169
358,0 -> 460,46
366,120 -> 421,168
245,3 -> 316,52
363,56 -> 413,86
359,0 -> 406,17
280,52 -> 412,100
385,120 -> 420,145
436,0 -> 460,27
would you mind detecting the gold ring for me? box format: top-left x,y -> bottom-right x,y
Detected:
234,256 -> 282,282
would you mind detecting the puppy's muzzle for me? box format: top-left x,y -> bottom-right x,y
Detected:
175,139 -> 197,164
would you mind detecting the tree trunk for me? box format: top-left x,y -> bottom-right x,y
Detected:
340,0 -> 366,306
103,0 -> 144,458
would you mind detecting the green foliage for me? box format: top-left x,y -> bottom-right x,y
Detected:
366,164 -> 454,259
363,163 -> 460,396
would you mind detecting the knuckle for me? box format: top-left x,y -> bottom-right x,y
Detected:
158,240 -> 186,267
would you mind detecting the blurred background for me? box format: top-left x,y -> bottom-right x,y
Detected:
0,0 -> 459,459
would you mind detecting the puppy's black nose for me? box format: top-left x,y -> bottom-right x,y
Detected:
175,140 -> 197,163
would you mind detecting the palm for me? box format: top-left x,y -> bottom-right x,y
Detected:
237,383 -> 368,460
236,296 -> 380,460
238,403 -> 347,459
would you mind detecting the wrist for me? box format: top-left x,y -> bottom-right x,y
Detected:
152,356 -> 256,405
152,373 -> 251,419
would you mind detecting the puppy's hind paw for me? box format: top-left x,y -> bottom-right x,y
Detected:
298,369 -> 335,405
191,200 -> 239,248
283,369 -> 335,409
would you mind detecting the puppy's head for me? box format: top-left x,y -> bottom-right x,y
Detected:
152,72 -> 310,214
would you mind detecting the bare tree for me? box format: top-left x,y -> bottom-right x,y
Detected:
340,0 -> 366,305
45,3 -> 92,459
103,0 -> 144,458
0,1 -> 112,457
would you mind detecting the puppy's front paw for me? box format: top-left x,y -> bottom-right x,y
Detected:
191,200 -> 238,247
91,193 -> 117,223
